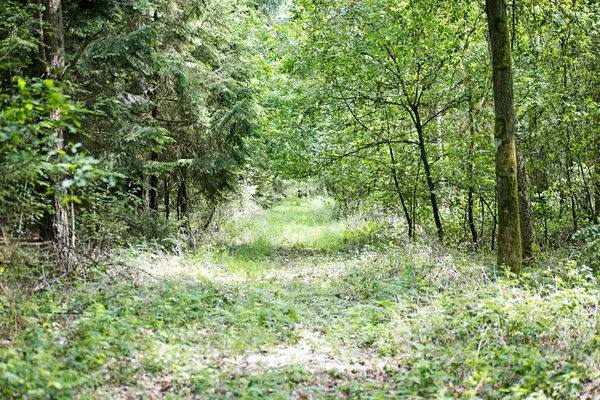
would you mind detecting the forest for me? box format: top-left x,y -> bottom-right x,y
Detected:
1,0 -> 600,398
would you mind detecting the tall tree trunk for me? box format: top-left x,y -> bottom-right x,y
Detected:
39,0 -> 70,256
44,0 -> 64,74
516,147 -> 538,260
413,107 -> 443,240
202,205 -> 216,231
486,0 -> 522,273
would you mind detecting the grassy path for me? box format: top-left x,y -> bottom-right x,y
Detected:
2,197 -> 600,399
116,197 -> 408,398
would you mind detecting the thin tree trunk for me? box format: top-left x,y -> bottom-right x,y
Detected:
481,195 -> 497,251
412,160 -> 421,239
203,205 -> 216,231
468,189 -> 478,246
387,141 -> 413,238
467,98 -> 478,246
577,159 -> 595,222
566,146 -> 578,231
486,0 -> 522,273
491,200 -> 497,252
414,108 -> 443,240
480,194 -> 485,245
164,178 -> 170,222
516,147 -> 537,260
561,41 -> 578,231
149,151 -> 159,210
539,191 -> 549,247
36,0 -> 49,77
177,180 -> 189,220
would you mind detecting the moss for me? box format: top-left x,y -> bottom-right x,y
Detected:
494,117 -> 507,140
494,116 -> 522,273
492,15 -> 512,71
495,142 -> 517,177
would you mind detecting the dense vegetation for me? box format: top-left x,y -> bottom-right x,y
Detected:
1,0 -> 600,398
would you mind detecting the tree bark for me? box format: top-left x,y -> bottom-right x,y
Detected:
44,0 -> 64,74
39,0 -> 70,256
486,0 -> 522,273
516,147 -> 538,261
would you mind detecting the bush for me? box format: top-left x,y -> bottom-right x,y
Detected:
574,224 -> 600,273
0,78 -> 115,239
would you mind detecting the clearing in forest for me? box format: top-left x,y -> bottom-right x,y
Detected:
2,197 -> 600,399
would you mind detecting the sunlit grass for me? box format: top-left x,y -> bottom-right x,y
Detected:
225,197 -> 345,253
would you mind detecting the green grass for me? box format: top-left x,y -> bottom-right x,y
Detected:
1,197 -> 600,399
226,197 -> 345,254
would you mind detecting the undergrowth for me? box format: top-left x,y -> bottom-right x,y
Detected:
1,197 -> 599,399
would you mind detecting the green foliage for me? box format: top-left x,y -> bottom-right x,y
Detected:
343,221 -> 383,247
0,78 -> 113,234
0,274 -> 301,398
0,2 -> 39,84
574,224 -> 600,272
383,281 -> 599,398
254,0 -> 600,249
0,0 -> 272,246
71,0 -> 261,208
255,0 -> 498,241
73,185 -> 137,248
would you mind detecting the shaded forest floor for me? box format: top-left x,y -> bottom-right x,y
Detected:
2,198 -> 600,399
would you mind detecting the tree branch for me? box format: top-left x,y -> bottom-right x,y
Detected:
61,25 -> 105,79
